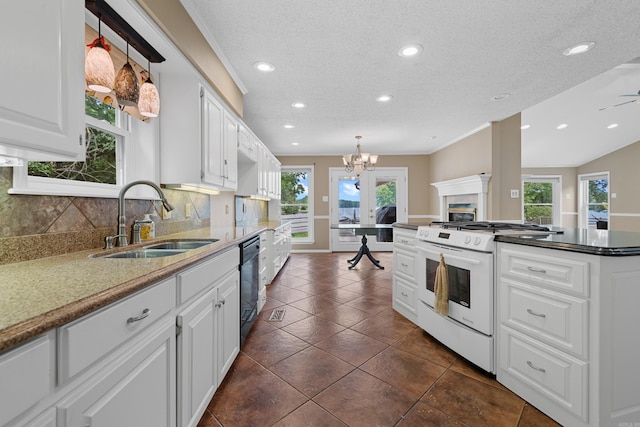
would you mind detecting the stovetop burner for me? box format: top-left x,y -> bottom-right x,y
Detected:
429,221 -> 555,233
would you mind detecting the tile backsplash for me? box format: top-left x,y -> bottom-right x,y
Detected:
0,168 -> 211,264
235,196 -> 268,227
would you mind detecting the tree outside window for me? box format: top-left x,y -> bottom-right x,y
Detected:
523,182 -> 553,225
28,95 -> 119,184
280,168 -> 313,240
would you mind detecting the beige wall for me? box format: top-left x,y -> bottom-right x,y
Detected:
427,126 -> 492,216
490,114 -> 522,220
136,0 -> 244,116
521,167 -> 578,228
427,113 -> 522,220
577,138 -> 640,231
278,154 -> 430,251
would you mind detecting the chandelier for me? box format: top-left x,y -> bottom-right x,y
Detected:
342,136 -> 378,176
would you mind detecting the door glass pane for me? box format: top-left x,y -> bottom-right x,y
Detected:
375,178 -> 397,242
523,182 -> 553,225
588,178 -> 608,228
338,176 -> 360,243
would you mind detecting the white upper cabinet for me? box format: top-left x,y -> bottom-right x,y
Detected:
158,73 -> 236,192
0,0 -> 85,161
201,88 -> 225,188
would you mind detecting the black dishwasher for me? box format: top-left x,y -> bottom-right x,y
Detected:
239,236 -> 260,345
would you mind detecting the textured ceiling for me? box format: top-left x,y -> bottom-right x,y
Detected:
181,0 -> 640,167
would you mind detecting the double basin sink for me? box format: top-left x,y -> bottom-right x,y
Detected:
93,240 -> 219,259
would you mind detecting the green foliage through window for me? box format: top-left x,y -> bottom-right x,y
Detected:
523,182 -> 552,224
27,96 -> 118,184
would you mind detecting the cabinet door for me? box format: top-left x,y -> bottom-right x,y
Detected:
177,287 -> 218,427
222,111 -> 238,191
0,0 -> 84,161
58,319 -> 176,427
201,88 -> 224,187
217,270 -> 240,383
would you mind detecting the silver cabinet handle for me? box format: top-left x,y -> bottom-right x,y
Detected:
527,266 -> 547,274
527,308 -> 546,318
127,308 -> 150,324
527,360 -> 546,373
400,239 -> 410,244
401,292 -> 408,297
401,263 -> 409,268
215,299 -> 226,308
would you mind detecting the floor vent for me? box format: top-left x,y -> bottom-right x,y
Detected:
269,308 -> 286,321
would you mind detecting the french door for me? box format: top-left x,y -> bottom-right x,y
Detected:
330,167 -> 407,252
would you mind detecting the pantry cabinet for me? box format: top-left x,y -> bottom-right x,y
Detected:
497,243 -> 640,427
159,74 -> 237,192
392,227 -> 419,324
0,0 -> 85,161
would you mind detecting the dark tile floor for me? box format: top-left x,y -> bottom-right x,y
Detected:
198,252 -> 561,427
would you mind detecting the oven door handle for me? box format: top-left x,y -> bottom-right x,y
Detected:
416,246 -> 482,265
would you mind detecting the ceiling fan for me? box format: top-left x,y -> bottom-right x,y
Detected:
599,90 -> 640,111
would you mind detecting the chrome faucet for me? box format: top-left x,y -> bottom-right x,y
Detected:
105,180 -> 174,248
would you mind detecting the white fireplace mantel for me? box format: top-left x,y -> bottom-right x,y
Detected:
431,174 -> 492,221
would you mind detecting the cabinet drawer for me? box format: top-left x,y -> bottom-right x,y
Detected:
0,333 -> 54,426
178,248 -> 239,304
499,326 -> 587,421
58,277 -> 176,383
393,276 -> 417,314
500,279 -> 588,358
394,249 -> 416,282
393,230 -> 416,250
499,246 -> 590,297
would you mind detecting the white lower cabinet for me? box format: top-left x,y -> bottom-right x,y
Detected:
497,243 -> 640,427
0,333 -> 54,426
1,249 -> 243,427
177,253 -> 239,427
57,317 -> 176,427
392,227 -> 418,324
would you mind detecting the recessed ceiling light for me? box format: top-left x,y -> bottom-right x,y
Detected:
398,44 -> 423,57
563,42 -> 595,56
491,93 -> 510,101
521,124 -> 531,130
607,123 -> 618,129
291,102 -> 306,108
376,95 -> 393,102
253,61 -> 275,72
283,124 -> 295,129
556,123 -> 568,130
291,142 -> 299,146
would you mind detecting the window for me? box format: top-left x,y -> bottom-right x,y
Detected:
11,95 -> 130,198
578,172 -> 609,229
522,176 -> 561,226
280,166 -> 314,243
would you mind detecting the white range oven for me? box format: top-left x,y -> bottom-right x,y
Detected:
414,221 -> 560,374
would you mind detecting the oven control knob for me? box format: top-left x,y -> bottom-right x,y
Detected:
464,236 -> 472,244
474,237 -> 482,246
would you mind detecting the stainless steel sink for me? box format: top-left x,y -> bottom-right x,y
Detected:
143,240 -> 218,250
98,249 -> 187,259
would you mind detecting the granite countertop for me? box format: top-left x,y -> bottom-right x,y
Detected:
0,223 -> 282,353
392,222 -> 431,230
495,228 -> 640,256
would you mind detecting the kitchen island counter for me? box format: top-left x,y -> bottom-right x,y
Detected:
495,228 -> 640,256
0,223 -> 282,353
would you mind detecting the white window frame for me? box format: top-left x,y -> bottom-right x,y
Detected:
578,171 -> 610,229
10,112 -> 131,198
280,165 -> 314,244
521,175 -> 562,226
